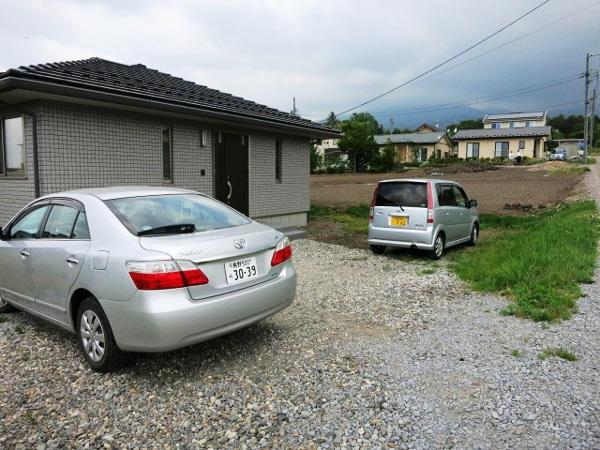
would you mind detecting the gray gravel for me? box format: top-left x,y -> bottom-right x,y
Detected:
1,238 -> 599,449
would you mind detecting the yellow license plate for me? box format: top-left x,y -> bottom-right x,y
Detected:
390,216 -> 408,227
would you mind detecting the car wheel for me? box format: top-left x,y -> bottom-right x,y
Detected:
468,224 -> 479,246
430,234 -> 445,260
0,295 -> 16,314
370,245 -> 385,255
77,297 -> 122,373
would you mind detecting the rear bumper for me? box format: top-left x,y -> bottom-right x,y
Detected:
100,262 -> 296,352
368,224 -> 435,250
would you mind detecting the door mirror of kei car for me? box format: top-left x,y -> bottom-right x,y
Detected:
469,199 -> 478,208
0,227 -> 5,240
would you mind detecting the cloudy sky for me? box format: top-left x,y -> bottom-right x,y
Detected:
1,0 -> 599,127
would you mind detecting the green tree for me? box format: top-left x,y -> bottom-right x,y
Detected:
445,118 -> 484,136
324,111 -> 339,129
380,139 -> 397,172
337,112 -> 381,172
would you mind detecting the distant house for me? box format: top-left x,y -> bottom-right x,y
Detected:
374,128 -> 453,162
414,123 -> 439,133
453,111 -> 551,159
314,138 -> 345,165
0,58 -> 340,227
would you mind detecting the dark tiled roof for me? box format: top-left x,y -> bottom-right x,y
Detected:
453,126 -> 551,140
374,132 -> 447,145
1,57 -> 338,136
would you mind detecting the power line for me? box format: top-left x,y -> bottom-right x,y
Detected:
334,0 -> 551,118
417,0 -> 600,84
370,74 -> 583,118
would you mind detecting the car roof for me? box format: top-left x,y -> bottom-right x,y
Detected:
378,178 -> 458,185
45,186 -> 199,201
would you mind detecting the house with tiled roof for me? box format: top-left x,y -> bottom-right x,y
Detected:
453,112 -> 551,159
0,57 -> 340,227
374,128 -> 453,162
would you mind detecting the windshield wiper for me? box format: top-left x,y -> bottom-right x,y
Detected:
137,224 -> 196,236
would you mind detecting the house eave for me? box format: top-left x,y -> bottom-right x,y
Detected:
0,76 -> 342,139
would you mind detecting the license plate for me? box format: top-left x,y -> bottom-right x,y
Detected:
225,257 -> 259,285
390,215 -> 408,227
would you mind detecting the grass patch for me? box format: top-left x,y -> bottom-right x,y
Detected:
0,315 -> 9,323
310,204 -> 369,234
549,166 -> 590,175
511,349 -> 523,357
418,267 -> 436,275
538,347 -> 579,361
452,201 -> 600,322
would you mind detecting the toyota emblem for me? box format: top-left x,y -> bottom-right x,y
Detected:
233,238 -> 247,249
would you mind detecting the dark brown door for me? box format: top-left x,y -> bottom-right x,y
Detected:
214,132 -> 249,215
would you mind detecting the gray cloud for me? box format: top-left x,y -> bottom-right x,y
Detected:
0,0 -> 598,127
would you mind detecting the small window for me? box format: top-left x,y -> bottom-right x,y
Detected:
519,140 -> 525,150
1,116 -> 25,176
72,212 -> 90,239
466,142 -> 480,158
491,122 -> 501,129
10,205 -> 50,239
495,141 -> 509,158
42,205 -> 79,239
275,139 -> 282,183
162,125 -> 173,182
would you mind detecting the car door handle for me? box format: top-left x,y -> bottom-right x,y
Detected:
66,256 -> 79,265
20,249 -> 30,258
226,180 -> 233,200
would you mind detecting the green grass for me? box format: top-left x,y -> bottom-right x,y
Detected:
511,349 -> 523,357
309,204 -> 370,234
0,315 -> 8,323
451,201 -> 600,322
549,166 -> 590,175
418,267 -> 436,275
538,347 -> 579,361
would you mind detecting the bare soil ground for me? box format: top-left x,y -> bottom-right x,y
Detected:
311,163 -> 585,215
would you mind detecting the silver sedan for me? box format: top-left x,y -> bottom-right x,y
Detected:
0,187 -> 296,372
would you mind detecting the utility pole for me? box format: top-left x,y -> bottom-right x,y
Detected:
291,97 -> 298,116
584,53 -> 590,162
590,71 -> 598,153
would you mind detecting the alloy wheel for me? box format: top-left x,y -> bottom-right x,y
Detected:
472,226 -> 479,244
435,236 -> 444,257
80,310 -> 106,362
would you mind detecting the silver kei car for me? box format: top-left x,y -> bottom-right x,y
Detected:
368,179 -> 479,259
0,187 -> 296,372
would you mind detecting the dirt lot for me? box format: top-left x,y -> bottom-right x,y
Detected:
311,163 -> 585,214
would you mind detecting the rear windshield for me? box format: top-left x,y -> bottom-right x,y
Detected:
376,182 -> 427,208
106,194 -> 251,235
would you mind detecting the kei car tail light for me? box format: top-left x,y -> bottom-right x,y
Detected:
426,181 -> 435,224
127,260 -> 209,290
271,237 -> 293,266
369,183 -> 379,221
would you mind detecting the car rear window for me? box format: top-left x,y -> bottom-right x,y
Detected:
106,194 -> 251,235
375,182 -> 427,208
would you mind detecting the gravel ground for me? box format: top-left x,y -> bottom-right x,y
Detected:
1,238 -> 599,449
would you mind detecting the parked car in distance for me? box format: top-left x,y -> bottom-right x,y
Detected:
368,179 -> 479,259
550,148 -> 567,161
0,187 -> 296,372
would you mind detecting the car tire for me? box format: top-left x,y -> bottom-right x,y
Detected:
77,297 -> 123,373
430,234 -> 445,260
370,245 -> 385,255
468,224 -> 479,246
0,296 -> 16,314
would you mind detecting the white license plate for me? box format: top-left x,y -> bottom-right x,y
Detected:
225,257 -> 259,285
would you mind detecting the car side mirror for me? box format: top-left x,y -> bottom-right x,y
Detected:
469,199 -> 478,208
0,227 -> 6,241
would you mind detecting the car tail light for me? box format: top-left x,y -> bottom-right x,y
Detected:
369,183 -> 379,221
271,237 -> 292,266
426,181 -> 434,224
127,260 -> 209,290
